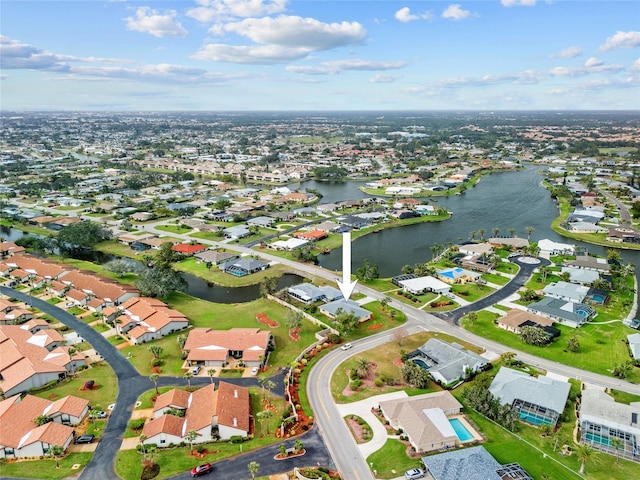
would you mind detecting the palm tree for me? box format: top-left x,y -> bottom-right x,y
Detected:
610,437 -> 623,463
147,345 -> 163,359
355,357 -> 373,379
257,409 -> 273,435
139,434 -> 148,455
185,430 -> 198,454
264,380 -> 276,403
576,443 -> 597,474
248,461 -> 260,480
176,334 -> 187,352
294,439 -> 304,453
478,229 -> 486,241
466,311 -> 478,325
526,226 -> 535,240
184,371 -> 194,388
150,373 -> 159,395
469,231 -> 476,241
207,368 -> 216,384
508,228 -> 516,238
500,351 -> 516,366
48,444 -> 64,468
380,296 -> 390,311
492,227 -> 500,238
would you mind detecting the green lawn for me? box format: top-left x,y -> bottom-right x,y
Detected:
115,389 -> 287,480
481,272 -> 510,286
367,438 -> 424,478
173,256 -> 291,287
451,283 -> 495,302
155,224 -> 193,234
464,310 -> 640,383
495,261 -> 519,275
32,363 -> 118,411
120,293 -> 323,374
0,453 -> 94,479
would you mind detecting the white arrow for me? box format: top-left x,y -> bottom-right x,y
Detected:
336,231 -> 358,301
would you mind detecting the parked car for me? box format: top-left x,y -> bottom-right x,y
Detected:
404,468 -> 425,480
74,434 -> 95,444
191,365 -> 201,375
89,410 -> 107,419
340,343 -> 352,351
250,366 -> 259,375
191,463 -> 212,477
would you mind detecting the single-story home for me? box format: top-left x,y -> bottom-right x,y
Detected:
184,327 -> 273,368
223,258 -> 270,277
422,446 -> 533,480
194,250 -> 240,265
560,266 -> 600,285
270,238 -> 308,251
223,225 -> 251,240
319,300 -> 372,323
538,239 -> 575,256
407,338 -> 488,386
142,382 -> 250,446
527,296 -> 596,328
397,276 -> 451,295
378,391 -> 463,453
542,281 -> 589,304
565,255 -> 611,273
172,243 -> 208,256
436,267 -> 482,285
497,309 -> 559,338
579,388 -> 640,463
489,367 -> 570,426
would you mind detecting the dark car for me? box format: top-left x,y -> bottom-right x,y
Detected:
74,434 -> 95,444
191,463 -> 212,477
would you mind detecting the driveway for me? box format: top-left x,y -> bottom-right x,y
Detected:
433,255 -> 551,324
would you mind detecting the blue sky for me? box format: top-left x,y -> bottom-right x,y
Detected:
1,1 -> 639,111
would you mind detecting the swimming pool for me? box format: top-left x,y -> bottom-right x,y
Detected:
449,418 -> 474,441
590,294 -> 606,304
519,411 -> 552,426
585,432 -> 611,447
412,359 -> 430,370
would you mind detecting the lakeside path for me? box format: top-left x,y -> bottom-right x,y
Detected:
0,287 -> 314,480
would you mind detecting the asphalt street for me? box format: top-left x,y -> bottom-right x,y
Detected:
0,287 -> 312,480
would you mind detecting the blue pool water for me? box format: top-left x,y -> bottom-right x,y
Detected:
586,432 -> 611,446
519,412 -> 552,426
412,359 -> 430,370
449,418 -> 474,441
591,294 -> 605,304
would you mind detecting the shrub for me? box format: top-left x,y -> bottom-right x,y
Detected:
151,358 -> 162,367
300,358 -> 308,366
128,418 -> 146,430
229,435 -> 244,444
350,379 -> 362,390
374,379 -> 383,387
196,445 -> 205,453
327,333 -> 340,344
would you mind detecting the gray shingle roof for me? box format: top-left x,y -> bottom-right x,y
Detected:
422,446 -> 502,480
489,367 -> 570,415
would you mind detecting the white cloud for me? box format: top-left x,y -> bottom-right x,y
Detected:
442,4 -> 472,20
125,7 -> 188,38
632,59 -> 640,71
394,7 -> 432,23
551,46 -> 582,58
585,57 -> 603,68
217,15 -> 366,50
193,44 -> 309,64
187,0 -> 288,23
370,74 -> 400,83
287,59 -> 407,75
501,0 -> 536,7
599,31 -> 640,51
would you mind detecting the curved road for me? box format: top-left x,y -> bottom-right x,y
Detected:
0,287 -> 306,480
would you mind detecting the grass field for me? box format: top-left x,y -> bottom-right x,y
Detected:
154,224 -> 193,234
451,283 -> 495,302
173,256 -> 291,287
31,363 -> 118,411
0,453 -> 94,480
463,310 -> 640,383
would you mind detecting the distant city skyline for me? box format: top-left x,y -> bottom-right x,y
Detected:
1,0 -> 639,111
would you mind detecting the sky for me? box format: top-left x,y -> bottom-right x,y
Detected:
1,0 -> 639,111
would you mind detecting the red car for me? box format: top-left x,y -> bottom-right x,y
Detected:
191,463 -> 212,477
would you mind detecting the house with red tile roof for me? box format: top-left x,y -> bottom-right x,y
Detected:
171,243 -> 208,256
60,270 -> 138,306
0,325 -> 85,397
117,297 -> 189,345
184,328 -> 273,369
65,288 -> 92,306
0,393 -> 88,458
294,230 -> 328,241
0,241 -> 25,258
142,382 -> 250,446
5,254 -> 69,281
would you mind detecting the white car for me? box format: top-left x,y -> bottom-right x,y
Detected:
340,343 -> 353,351
192,365 -> 201,375
250,367 -> 259,376
405,468 -> 425,480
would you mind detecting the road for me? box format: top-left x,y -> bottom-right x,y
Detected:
598,188 -> 638,229
0,287 -> 308,480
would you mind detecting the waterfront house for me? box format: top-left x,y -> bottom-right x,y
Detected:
222,258 -> 270,276
560,266 -> 600,285
287,283 -> 342,304
565,254 -> 611,274
193,250 -> 240,265
489,367 -> 570,426
537,239 -> 575,256
542,281 -> 589,303
435,267 -> 481,285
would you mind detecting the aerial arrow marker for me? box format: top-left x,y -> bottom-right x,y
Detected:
336,231 -> 358,301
